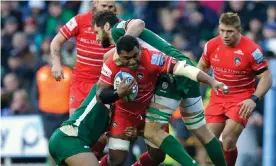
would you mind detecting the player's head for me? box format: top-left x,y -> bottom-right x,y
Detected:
116,35 -> 141,70
93,11 -> 119,48
219,12 -> 241,47
92,0 -> 116,13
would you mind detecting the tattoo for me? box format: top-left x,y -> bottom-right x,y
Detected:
51,48 -> 61,57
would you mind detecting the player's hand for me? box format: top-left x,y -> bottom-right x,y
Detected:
211,80 -> 229,95
238,99 -> 256,119
124,126 -> 138,139
51,63 -> 64,81
117,78 -> 135,98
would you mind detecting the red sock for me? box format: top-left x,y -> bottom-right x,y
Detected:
224,147 -> 238,166
100,154 -> 108,166
91,141 -> 106,160
132,152 -> 161,166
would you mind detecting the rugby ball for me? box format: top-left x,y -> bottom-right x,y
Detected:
114,71 -> 138,101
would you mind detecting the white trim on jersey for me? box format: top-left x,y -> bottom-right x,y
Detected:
77,47 -> 105,55
76,60 -> 102,66
74,96 -> 97,126
77,54 -> 103,62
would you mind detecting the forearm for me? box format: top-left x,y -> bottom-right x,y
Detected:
254,71 -> 272,99
50,33 -> 66,65
125,20 -> 145,37
97,87 -> 119,104
172,61 -> 215,85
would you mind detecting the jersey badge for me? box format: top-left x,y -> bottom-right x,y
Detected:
151,54 -> 165,66
66,17 -> 77,31
234,56 -> 241,66
101,64 -> 112,78
252,48 -> 263,64
112,122 -> 117,128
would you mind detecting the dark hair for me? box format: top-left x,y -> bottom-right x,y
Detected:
116,35 -> 139,54
92,11 -> 119,28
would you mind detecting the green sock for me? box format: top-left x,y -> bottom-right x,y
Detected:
160,135 -> 199,166
204,137 -> 227,166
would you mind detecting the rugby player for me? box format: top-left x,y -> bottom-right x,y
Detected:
197,12 -> 272,166
93,11 -> 227,166
97,35 -> 227,166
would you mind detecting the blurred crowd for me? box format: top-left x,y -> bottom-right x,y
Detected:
1,1 -> 276,166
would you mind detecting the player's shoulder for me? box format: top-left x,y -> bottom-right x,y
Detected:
102,55 -> 116,78
204,35 -> 222,54
74,11 -> 93,22
143,48 -> 166,67
240,35 -> 261,50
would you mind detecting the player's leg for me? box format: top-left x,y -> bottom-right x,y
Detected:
141,76 -> 199,165
220,102 -> 247,166
49,129 -> 98,166
100,111 -> 137,166
180,82 -> 227,166
77,83 -> 110,160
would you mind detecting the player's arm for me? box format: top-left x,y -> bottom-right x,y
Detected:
125,19 -> 145,37
253,70 -> 272,100
250,48 -> 273,101
50,33 -> 67,81
197,42 -> 211,73
197,57 -> 210,74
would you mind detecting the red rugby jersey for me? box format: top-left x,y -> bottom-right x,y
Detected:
100,48 -> 173,115
60,12 -> 114,83
201,35 -> 267,101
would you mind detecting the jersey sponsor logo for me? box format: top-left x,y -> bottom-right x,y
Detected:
234,50 -> 244,55
84,27 -> 94,34
101,64 -> 112,78
66,17 -> 77,31
252,48 -> 263,64
212,54 -> 220,62
137,72 -> 143,80
234,57 -> 241,66
151,54 -> 165,66
84,145 -> 90,148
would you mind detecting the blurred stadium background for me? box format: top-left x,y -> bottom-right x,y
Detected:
1,1 -> 275,166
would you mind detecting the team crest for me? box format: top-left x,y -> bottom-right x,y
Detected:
112,122 -> 117,128
234,57 -> 241,66
162,82 -> 168,89
137,72 -> 143,80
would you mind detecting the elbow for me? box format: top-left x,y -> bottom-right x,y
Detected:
135,19 -> 145,31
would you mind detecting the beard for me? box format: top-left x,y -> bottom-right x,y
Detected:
101,32 -> 111,48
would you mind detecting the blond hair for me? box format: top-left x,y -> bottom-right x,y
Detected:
219,12 -> 241,29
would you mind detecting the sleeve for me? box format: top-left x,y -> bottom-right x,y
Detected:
111,20 -> 128,43
99,60 -> 114,86
249,47 -> 268,74
59,15 -> 80,39
149,51 -> 173,74
201,41 -> 211,64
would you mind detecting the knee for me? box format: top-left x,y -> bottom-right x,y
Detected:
222,136 -> 237,151
108,152 -> 127,166
108,138 -> 130,165
149,150 -> 166,164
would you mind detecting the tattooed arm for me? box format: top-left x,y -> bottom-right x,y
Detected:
50,32 -> 67,81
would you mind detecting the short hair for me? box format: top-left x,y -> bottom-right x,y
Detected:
116,35 -> 139,54
219,12 -> 241,29
92,11 -> 119,28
